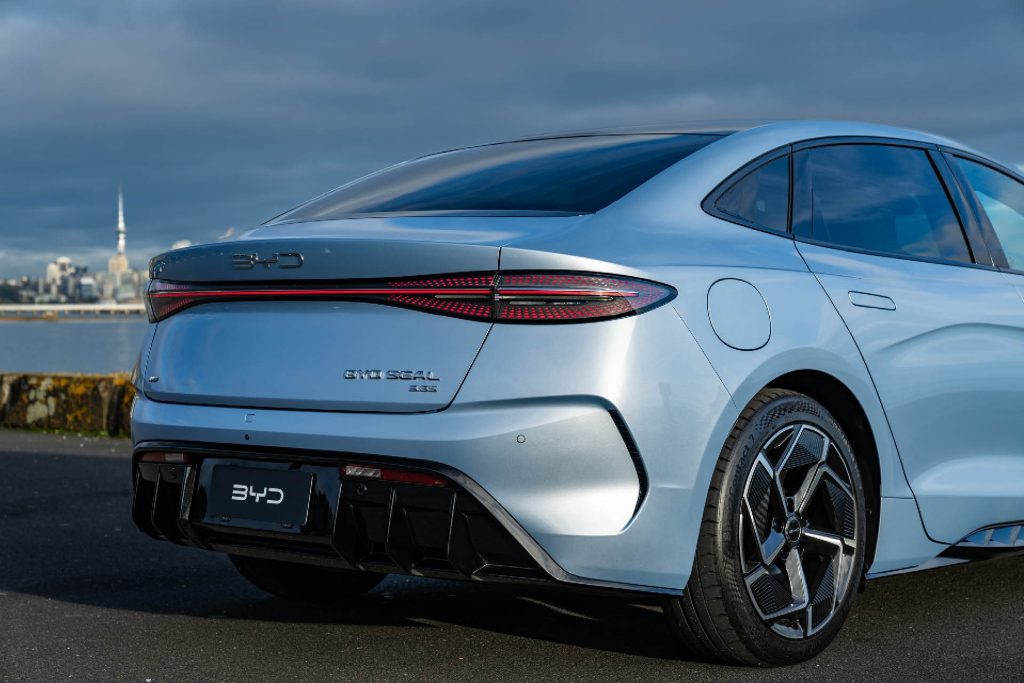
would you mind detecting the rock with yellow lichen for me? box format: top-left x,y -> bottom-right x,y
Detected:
0,373 -> 134,436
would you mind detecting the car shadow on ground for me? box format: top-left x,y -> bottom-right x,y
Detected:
10,551 -> 684,659
3,449 -> 1024,668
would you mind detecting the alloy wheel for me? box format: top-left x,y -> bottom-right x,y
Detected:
738,423 -> 859,639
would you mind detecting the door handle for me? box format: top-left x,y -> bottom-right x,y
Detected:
849,291 -> 896,311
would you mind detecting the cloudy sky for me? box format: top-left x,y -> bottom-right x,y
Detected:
1,0 -> 1022,276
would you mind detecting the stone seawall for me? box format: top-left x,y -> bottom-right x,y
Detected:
0,373 -> 134,436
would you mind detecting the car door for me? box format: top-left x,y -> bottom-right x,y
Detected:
791,140 -> 1024,545
945,153 -> 1024,528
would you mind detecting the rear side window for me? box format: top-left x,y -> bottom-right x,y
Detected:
956,158 -> 1024,271
715,155 -> 790,232
793,144 -> 972,264
272,134 -> 722,222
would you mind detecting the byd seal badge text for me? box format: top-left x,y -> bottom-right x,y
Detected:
345,369 -> 441,392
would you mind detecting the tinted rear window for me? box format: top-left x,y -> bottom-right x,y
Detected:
273,134 -> 721,222
956,158 -> 1024,271
715,155 -> 790,232
793,144 -> 971,264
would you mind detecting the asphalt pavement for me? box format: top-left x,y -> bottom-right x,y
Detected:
1,429 -> 1022,681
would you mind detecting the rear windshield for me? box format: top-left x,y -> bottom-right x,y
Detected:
272,134 -> 722,222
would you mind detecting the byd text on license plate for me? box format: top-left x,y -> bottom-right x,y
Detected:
206,466 -> 313,526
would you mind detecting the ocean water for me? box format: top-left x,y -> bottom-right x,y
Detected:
0,319 -> 148,374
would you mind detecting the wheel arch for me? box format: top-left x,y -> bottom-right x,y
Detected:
765,369 -> 882,575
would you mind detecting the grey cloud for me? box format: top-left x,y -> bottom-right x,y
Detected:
0,0 -> 1021,275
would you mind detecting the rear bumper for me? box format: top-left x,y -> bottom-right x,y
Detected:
133,444 -> 559,585
130,397 -> 678,593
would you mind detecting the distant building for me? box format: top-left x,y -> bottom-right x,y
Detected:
78,276 -> 99,302
108,188 -> 130,275
39,256 -> 79,302
46,256 -> 72,285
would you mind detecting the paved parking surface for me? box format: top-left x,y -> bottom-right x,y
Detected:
1,429 -> 1022,681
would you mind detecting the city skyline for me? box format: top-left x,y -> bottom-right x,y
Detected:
0,187 -> 149,305
2,185 -> 198,281
2,186 -> 167,281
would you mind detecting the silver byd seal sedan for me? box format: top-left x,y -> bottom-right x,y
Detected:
131,121 -> 1024,665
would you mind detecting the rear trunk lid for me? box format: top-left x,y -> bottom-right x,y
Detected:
142,221 -> 521,413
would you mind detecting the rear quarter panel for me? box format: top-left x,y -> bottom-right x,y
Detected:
502,145 -> 916,502
500,137 -> 940,576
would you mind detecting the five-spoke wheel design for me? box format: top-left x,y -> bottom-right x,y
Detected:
739,422 -> 859,639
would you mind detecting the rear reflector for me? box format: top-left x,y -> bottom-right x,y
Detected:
146,271 -> 674,323
342,464 -> 382,479
342,463 -> 448,487
138,452 -> 193,464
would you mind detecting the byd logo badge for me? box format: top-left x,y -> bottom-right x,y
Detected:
232,252 -> 304,270
231,484 -> 285,505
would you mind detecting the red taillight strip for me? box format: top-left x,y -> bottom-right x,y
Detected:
496,288 -> 639,298
151,287 -> 493,299
146,272 -> 675,323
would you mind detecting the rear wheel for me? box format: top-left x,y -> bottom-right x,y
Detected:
664,389 -> 867,666
231,555 -> 385,603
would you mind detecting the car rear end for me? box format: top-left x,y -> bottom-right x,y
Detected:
130,132 -> 738,593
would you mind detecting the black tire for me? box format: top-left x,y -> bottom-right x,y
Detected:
231,555 -> 385,603
663,388 -> 867,666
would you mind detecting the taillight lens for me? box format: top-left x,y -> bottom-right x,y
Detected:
146,272 -> 674,324
495,273 -> 671,322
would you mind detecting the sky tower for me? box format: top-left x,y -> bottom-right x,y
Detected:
107,186 -> 129,275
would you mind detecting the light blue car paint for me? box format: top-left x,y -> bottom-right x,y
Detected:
132,120 -> 1024,594
797,242 -> 1024,545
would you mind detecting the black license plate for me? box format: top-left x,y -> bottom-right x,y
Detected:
206,466 -> 313,526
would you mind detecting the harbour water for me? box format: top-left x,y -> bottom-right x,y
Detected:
0,319 -> 148,374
